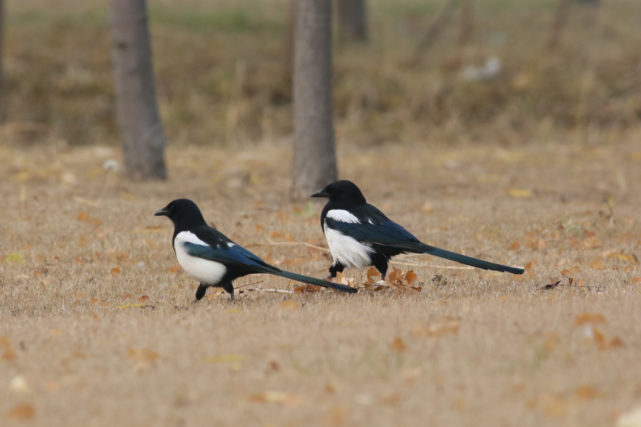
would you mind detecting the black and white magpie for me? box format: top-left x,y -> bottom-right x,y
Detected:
311,180 -> 524,278
155,199 -> 357,301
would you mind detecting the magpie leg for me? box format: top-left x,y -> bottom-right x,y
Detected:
327,262 -> 345,279
221,282 -> 235,303
373,259 -> 389,280
195,283 -> 208,302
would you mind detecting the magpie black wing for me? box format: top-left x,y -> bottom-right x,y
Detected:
325,217 -> 422,251
183,241 -> 276,273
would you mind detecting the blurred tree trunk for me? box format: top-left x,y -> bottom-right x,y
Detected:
0,0 -> 5,121
548,0 -> 572,51
108,0 -> 167,180
337,0 -> 368,43
283,1 -> 296,84
291,0 -> 337,200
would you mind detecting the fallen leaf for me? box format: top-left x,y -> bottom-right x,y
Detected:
110,266 -> 121,275
411,319 -> 460,338
590,260 -> 605,270
632,277 -> 641,284
616,406 -> 641,427
7,403 -> 34,420
138,295 -> 149,302
201,354 -> 245,369
5,252 -> 25,264
389,336 -> 407,352
10,375 -> 31,393
77,211 -> 101,226
506,188 -> 533,198
127,348 -> 159,370
249,391 -> 299,406
583,236 -> 603,249
118,303 -> 145,309
576,313 -> 607,326
573,385 -> 597,400
560,266 -> 580,276
279,300 -> 302,311
73,196 -> 102,208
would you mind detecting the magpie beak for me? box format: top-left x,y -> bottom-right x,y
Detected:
154,207 -> 169,217
311,188 -> 329,198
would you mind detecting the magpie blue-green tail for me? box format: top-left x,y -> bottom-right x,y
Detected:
276,270 -> 358,293
421,244 -> 524,274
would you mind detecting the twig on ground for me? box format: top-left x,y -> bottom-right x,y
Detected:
246,242 -> 330,252
245,288 -> 294,295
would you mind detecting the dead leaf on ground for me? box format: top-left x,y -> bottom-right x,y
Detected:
590,260 -> 605,270
294,284 -> 323,294
201,354 -> 244,369
575,313 -> 607,326
279,300 -> 302,311
411,318 -> 460,338
6,403 -> 35,420
583,236 -> 603,249
5,252 -> 26,264
591,327 -> 623,350
506,188 -> 533,198
127,348 -> 159,370
389,336 -> 407,352
573,385 -> 597,400
249,391 -> 300,406
77,211 -> 101,227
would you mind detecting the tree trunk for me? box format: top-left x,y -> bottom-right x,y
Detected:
109,0 -> 167,180
291,0 -> 338,200
337,0 -> 368,43
0,0 -> 5,121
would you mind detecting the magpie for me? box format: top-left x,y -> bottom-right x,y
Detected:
311,180 -> 524,279
155,199 -> 357,301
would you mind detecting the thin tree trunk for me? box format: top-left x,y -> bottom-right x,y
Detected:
109,0 -> 167,180
291,0 -> 337,200
283,0 -> 296,84
411,0 -> 460,64
337,0 -> 368,43
0,0 -> 5,122
547,0 -> 572,51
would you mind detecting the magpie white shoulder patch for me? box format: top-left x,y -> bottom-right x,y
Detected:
326,209 -> 360,224
174,231 -> 227,285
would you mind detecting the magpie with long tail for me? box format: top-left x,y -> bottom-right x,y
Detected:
311,180 -> 524,279
155,199 -> 357,301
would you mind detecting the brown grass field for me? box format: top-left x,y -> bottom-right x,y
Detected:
2,0 -> 641,426
2,139 -> 641,426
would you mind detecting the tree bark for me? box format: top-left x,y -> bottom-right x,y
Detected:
109,0 -> 167,180
291,0 -> 337,200
337,0 -> 368,43
0,0 -> 5,121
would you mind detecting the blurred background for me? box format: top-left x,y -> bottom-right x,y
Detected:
3,0 -> 640,150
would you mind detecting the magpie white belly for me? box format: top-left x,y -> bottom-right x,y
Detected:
174,232 -> 227,285
324,224 -> 374,269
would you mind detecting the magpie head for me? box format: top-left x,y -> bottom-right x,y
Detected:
155,199 -> 206,226
311,180 -> 367,205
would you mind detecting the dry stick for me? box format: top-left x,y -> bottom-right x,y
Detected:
234,280 -> 265,290
246,242 -> 331,252
390,260 -> 474,270
411,0 -> 461,65
246,288 -> 294,295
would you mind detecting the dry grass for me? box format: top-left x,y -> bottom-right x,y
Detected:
4,0 -> 641,146
1,139 -> 641,426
